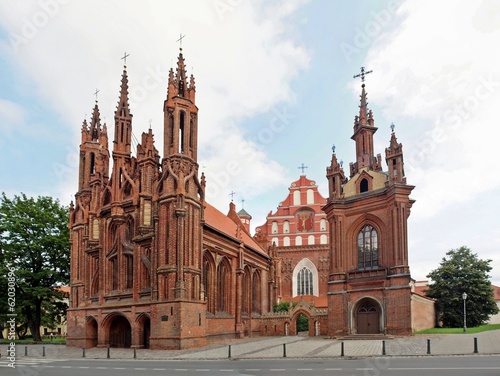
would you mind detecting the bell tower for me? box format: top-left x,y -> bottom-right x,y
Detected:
153,47 -> 207,349
323,68 -> 415,338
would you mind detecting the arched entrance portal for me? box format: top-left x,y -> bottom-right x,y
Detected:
296,313 -> 309,335
356,299 -> 380,334
86,317 -> 98,348
109,316 -> 132,348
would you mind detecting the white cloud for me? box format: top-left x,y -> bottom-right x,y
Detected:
362,0 -> 500,220
0,99 -> 26,133
0,0 -> 310,211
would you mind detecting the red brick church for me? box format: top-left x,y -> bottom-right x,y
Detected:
67,51 -> 432,350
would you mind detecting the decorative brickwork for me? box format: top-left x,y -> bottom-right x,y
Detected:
67,54 -> 426,349
324,82 -> 416,337
67,51 -> 277,350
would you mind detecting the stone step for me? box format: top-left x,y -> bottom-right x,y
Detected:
336,334 -> 394,341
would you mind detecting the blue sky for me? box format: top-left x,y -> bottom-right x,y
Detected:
1,0 -> 499,286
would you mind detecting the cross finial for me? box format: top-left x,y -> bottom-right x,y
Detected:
121,52 -> 130,68
93,88 -> 100,103
229,190 -> 236,201
332,144 -> 336,154
241,198 -> 245,209
177,33 -> 186,51
298,163 -> 308,175
353,66 -> 373,85
390,122 -> 395,132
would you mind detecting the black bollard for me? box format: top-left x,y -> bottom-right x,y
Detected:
42,346 -> 45,357
133,347 -> 136,359
107,345 -> 110,359
427,339 -> 431,354
82,347 -> 86,358
341,341 -> 344,357
25,346 -> 27,356
474,337 -> 478,354
283,343 -> 287,358
228,345 -> 231,359
382,340 -> 386,355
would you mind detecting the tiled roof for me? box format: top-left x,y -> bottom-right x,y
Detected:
204,202 -> 268,258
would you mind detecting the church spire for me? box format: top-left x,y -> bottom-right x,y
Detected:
164,49 -> 198,160
385,123 -> 406,184
115,66 -> 131,119
350,67 -> 381,177
89,102 -> 101,141
113,61 -> 133,155
167,49 -> 196,102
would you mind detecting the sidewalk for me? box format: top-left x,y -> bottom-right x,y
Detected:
2,331 -> 500,361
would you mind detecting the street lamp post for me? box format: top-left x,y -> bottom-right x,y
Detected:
462,292 -> 467,332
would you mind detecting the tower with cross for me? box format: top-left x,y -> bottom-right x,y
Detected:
323,65 -> 415,339
349,66 -> 382,176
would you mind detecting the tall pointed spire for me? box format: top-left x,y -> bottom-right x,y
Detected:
113,59 -> 133,156
167,49 -> 196,102
350,67 -> 380,176
115,67 -> 131,118
89,102 -> 101,141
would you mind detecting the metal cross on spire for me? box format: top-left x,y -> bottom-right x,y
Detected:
353,66 -> 373,84
177,33 -> 186,51
93,88 -> 100,103
390,122 -> 395,132
121,52 -> 130,67
298,163 -> 308,175
229,190 -> 236,201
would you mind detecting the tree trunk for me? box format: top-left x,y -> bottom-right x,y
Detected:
32,299 -> 42,342
26,304 -> 42,342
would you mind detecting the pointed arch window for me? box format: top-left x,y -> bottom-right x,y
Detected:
217,259 -> 231,313
297,267 -> 313,295
358,225 -> 378,270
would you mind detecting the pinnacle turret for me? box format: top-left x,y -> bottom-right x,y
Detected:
115,68 -> 131,119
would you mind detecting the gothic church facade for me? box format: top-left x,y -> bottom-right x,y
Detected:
67,51 -> 427,350
67,51 -> 279,350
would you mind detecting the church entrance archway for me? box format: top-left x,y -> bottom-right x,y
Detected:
295,313 -> 309,335
356,299 -> 380,334
109,316 -> 132,348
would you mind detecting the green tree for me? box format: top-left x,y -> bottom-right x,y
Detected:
0,193 -> 69,342
426,246 -> 499,328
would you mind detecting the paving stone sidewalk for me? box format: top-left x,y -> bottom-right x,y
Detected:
2,331 -> 499,361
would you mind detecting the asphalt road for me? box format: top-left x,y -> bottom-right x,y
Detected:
2,356 -> 500,376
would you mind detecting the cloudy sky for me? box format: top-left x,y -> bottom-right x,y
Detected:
1,0 -> 499,286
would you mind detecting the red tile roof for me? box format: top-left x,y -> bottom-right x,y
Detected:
204,202 -> 268,257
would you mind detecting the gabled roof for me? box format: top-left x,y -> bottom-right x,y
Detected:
203,202 -> 268,258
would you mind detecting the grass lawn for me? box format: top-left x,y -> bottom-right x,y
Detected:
416,323 -> 500,334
